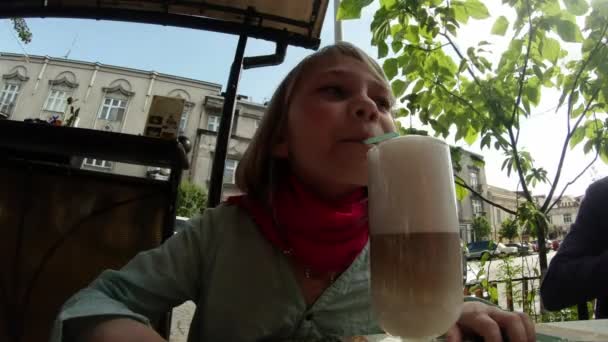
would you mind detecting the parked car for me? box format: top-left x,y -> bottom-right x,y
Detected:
505,242 -> 531,256
530,239 -> 553,252
467,241 -> 492,260
467,240 -> 518,260
496,242 -> 518,256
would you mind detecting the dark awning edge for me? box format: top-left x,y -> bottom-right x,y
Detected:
0,1 -> 329,50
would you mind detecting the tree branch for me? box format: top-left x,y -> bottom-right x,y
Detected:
548,111 -> 604,212
432,79 -> 484,117
411,43 -> 450,52
455,175 -> 517,215
548,151 -> 599,212
541,22 -> 608,212
439,32 -> 484,89
506,126 -> 534,202
513,0 -> 535,146
542,86 -> 602,212
563,22 -> 608,121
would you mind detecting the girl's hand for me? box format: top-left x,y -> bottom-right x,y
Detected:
446,302 -> 535,342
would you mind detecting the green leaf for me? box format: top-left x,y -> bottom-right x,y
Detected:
390,23 -> 403,38
481,251 -> 491,263
337,0 -> 374,20
564,0 -> 589,15
570,126 -> 585,149
404,25 -> 420,44
464,0 -> 490,19
377,40 -> 388,59
591,0 -> 608,17
488,286 -> 499,302
541,37 -> 560,64
392,79 -> 407,97
446,23 -> 458,36
452,2 -> 469,24
380,0 -> 397,9
464,126 -> 478,145
584,119 -> 603,137
523,77 -> 541,107
455,182 -> 469,201
555,19 -> 584,42
571,104 -> 585,118
601,150 -> 608,164
480,134 -> 492,149
541,1 -> 562,16
391,40 -> 403,54
491,16 -> 509,36
396,107 -> 410,117
533,65 -> 544,80
458,59 -> 468,73
411,80 -> 424,94
383,58 -> 399,80
583,139 -> 594,154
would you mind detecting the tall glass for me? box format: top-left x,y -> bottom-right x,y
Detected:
367,136 -> 462,341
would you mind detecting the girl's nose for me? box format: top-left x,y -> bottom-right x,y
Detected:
350,96 -> 379,122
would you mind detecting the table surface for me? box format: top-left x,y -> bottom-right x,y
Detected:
540,319 -> 608,333
344,319 -> 608,342
535,319 -> 608,341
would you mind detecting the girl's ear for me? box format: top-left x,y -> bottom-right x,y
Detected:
272,141 -> 288,158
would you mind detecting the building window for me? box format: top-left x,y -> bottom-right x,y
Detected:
563,213 -> 572,224
98,97 -> 127,121
179,106 -> 191,134
44,89 -> 69,113
472,199 -> 483,216
223,159 -> 238,184
0,83 -> 20,115
83,158 -> 113,169
469,171 -> 478,187
207,115 -> 220,132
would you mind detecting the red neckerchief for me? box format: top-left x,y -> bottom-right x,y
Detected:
227,175 -> 369,274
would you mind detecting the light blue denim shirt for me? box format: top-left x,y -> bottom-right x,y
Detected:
52,204 -> 486,341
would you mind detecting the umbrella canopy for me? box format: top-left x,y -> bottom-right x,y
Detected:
0,0 -> 329,49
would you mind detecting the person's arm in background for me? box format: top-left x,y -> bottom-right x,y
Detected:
541,178 -> 608,310
50,210 -> 220,342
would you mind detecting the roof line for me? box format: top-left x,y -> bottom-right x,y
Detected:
0,51 -> 223,90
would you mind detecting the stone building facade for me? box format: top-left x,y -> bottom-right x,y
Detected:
0,52 -> 265,198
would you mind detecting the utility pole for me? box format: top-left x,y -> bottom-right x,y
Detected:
334,0 -> 343,43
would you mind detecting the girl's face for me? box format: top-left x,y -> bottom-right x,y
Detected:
273,54 -> 396,200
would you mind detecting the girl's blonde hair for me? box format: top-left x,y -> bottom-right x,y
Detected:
235,41 -> 392,201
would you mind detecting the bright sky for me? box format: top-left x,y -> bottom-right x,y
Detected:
1,0 -> 605,197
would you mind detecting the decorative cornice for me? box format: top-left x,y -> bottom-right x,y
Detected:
49,77 -> 79,88
2,71 -> 29,82
102,84 -> 135,97
0,52 -> 222,90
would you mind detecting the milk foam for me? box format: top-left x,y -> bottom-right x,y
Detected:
367,135 -> 459,234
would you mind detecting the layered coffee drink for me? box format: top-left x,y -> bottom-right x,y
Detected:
367,136 -> 462,339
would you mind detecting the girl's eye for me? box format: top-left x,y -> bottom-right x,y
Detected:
319,85 -> 346,98
375,98 -> 391,111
